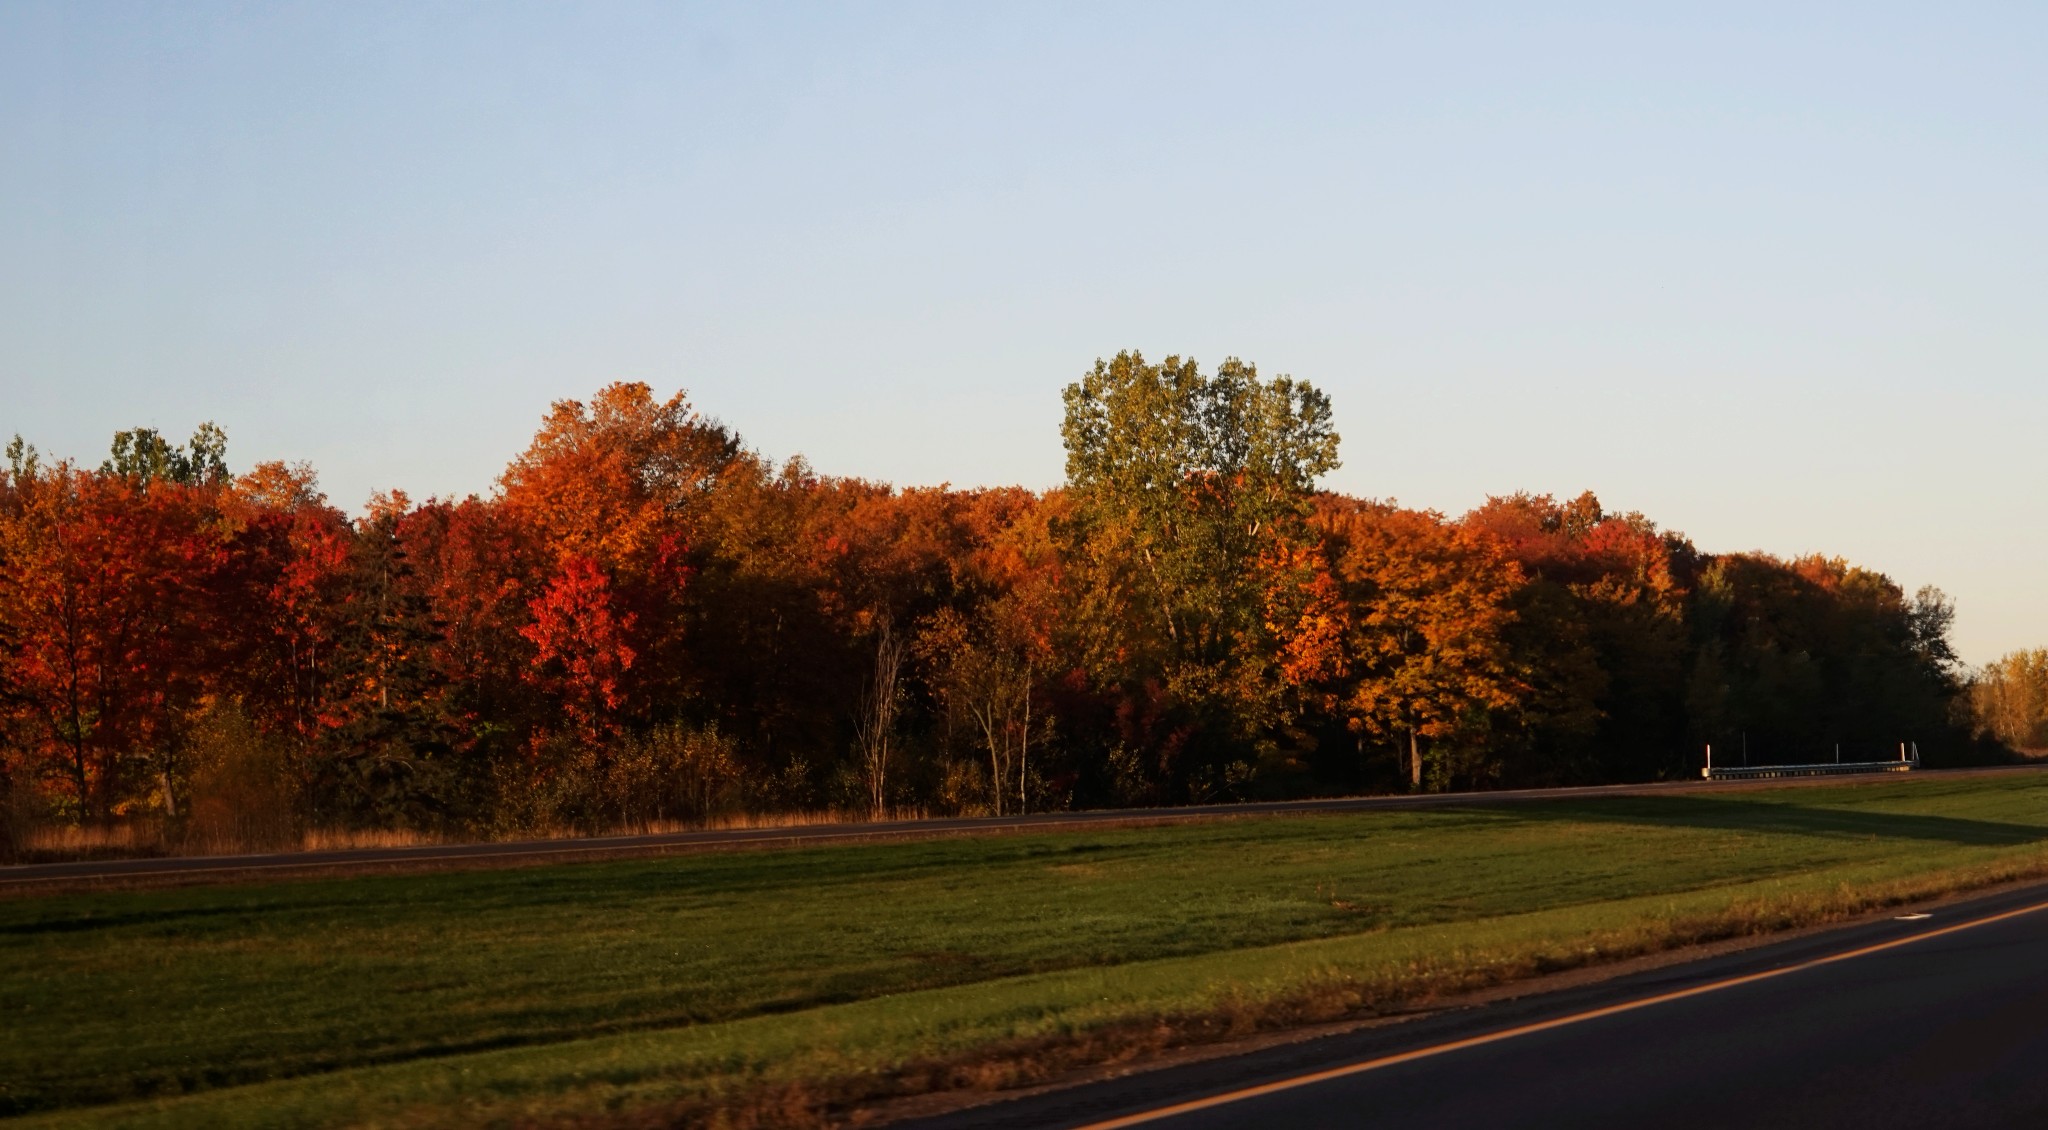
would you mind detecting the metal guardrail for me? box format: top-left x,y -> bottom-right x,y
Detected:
1702,742 -> 1920,780
1703,759 -> 1917,781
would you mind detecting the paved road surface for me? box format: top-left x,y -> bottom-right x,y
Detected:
4,764 -> 2038,888
907,881 -> 2048,1129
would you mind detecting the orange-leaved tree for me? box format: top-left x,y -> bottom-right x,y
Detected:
1306,498 -> 1524,790
499,382 -> 740,569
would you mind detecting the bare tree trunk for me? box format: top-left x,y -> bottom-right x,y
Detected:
1018,663 -> 1032,815
971,701 -> 1004,817
854,618 -> 903,820
1409,730 -> 1421,791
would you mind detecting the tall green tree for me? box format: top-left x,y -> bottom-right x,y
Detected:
101,423 -> 229,488
1059,351 -> 1338,786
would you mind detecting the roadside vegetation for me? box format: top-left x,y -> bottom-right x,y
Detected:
3,353 -> 2020,862
1971,649 -> 2048,752
9,774 -> 2048,1127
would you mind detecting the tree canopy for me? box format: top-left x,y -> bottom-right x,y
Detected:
0,357 -> 2002,852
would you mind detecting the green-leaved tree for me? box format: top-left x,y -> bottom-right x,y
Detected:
1059,351 -> 1338,787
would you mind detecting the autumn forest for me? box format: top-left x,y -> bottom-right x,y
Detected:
0,353 -> 2029,855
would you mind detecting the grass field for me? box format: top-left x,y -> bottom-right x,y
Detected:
9,774 -> 2048,1128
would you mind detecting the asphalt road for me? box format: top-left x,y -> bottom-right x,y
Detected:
908,881 -> 2048,1130
4,764 -> 2039,888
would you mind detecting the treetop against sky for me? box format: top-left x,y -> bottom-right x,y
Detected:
2,3 -> 2043,661
2,362 -> 1995,844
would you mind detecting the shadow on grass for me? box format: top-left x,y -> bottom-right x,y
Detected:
0,902 -> 260,937
1475,794 -> 2048,848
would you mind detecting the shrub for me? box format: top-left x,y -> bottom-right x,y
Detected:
183,702 -> 298,852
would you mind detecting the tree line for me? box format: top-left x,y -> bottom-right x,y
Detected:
0,352 -> 2015,851
1970,650 -> 2048,752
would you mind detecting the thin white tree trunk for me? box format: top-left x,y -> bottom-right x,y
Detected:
1018,665 -> 1032,815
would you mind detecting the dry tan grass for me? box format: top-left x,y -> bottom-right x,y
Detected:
5,806 -> 945,864
695,805 -> 931,832
20,822 -> 166,858
297,827 -> 438,852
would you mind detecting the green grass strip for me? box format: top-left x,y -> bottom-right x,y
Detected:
7,774 -> 2048,1127
22,843 -> 2048,1130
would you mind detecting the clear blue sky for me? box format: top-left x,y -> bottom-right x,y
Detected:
3,2 -> 2043,664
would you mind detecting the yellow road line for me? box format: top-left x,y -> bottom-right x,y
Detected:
1073,896 -> 2048,1129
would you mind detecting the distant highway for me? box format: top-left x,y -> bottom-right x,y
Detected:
3,763 -> 2040,889
909,880 -> 2048,1130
